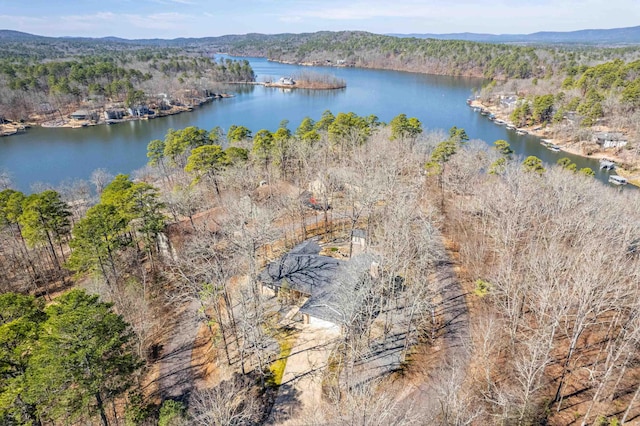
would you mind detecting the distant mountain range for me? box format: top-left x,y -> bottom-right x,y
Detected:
0,30 -> 44,40
2,25 -> 640,46
390,25 -> 640,45
0,29 -> 269,47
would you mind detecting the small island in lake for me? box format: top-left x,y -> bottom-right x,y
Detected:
263,71 -> 346,90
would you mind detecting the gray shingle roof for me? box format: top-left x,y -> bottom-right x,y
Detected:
259,240 -> 376,325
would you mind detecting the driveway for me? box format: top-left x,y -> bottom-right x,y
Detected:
268,322 -> 340,425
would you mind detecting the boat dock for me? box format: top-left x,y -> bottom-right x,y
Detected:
609,175 -> 628,185
600,159 -> 615,170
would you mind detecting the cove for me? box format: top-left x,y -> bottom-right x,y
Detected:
0,56 -> 616,191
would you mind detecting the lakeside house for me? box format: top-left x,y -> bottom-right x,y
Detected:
127,105 -> 152,117
104,109 -> 126,120
259,239 -> 377,331
70,110 -> 99,121
278,77 -> 295,86
70,110 -> 90,120
594,132 -> 628,149
499,95 -> 518,109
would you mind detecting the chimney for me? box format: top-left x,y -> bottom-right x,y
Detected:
370,261 -> 380,279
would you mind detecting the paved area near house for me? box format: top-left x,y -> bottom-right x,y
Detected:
268,323 -> 340,425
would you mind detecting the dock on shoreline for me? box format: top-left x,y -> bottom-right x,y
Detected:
0,123 -> 28,137
469,99 -> 640,186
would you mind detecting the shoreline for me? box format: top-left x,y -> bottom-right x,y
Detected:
39,104 -> 197,130
267,58 -> 491,80
228,80 -> 346,90
0,122 -> 28,137
1,94 -> 235,134
469,100 -> 640,186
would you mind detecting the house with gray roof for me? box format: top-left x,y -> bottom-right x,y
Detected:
593,132 -> 628,149
259,239 -> 376,330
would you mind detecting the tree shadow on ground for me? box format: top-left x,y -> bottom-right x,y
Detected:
266,383 -> 302,425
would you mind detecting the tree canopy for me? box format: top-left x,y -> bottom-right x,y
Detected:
0,290 -> 141,426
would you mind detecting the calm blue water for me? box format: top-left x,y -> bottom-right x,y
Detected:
0,56 -> 617,191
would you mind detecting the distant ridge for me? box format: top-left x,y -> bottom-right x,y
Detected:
2,25 -> 640,46
0,30 -> 50,40
389,25 -> 640,45
0,29 -> 260,47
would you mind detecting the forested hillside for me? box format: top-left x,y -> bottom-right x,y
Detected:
202,31 -> 639,78
0,37 -> 255,123
1,110 -> 639,424
475,54 -> 640,178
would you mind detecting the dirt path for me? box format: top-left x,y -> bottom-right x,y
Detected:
154,299 -> 204,402
268,323 -> 340,425
398,251 -> 470,414
435,257 -> 470,363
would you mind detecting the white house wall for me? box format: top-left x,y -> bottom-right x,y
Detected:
603,140 -> 628,148
308,315 -> 341,332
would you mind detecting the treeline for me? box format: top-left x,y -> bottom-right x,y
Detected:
0,189 -> 71,294
0,175 -> 165,294
220,31 -> 547,79
147,110 -> 402,188
1,57 -> 152,96
1,56 -> 253,97
0,175 -> 167,425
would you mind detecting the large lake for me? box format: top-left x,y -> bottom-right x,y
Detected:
0,56 -> 617,191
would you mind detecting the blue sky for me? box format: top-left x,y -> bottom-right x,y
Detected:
1,0 -> 638,39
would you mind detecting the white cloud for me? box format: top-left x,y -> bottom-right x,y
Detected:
275,0 -> 640,33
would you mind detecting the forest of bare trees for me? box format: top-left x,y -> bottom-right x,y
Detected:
1,108 -> 639,425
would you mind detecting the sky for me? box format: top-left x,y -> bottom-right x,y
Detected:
1,0 -> 639,39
